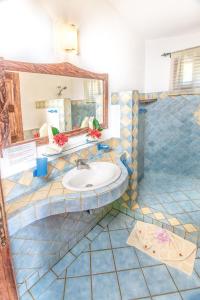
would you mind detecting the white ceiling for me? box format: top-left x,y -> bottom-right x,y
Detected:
108,0 -> 200,39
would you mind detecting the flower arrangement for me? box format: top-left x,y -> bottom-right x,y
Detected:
53,132 -> 68,147
87,118 -> 103,141
51,127 -> 68,148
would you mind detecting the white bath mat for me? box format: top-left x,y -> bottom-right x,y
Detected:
127,221 -> 197,275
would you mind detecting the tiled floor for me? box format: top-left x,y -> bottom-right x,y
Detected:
22,208 -> 200,300
133,171 -> 200,243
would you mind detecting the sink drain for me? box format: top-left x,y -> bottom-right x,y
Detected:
85,184 -> 93,188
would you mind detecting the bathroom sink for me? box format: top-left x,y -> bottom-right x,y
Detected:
62,162 -> 121,191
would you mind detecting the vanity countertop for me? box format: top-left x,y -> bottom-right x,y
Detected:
6,151 -> 129,236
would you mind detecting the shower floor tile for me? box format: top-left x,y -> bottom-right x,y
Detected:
136,171 -> 200,239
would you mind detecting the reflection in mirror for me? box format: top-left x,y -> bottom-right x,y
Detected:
5,71 -> 104,143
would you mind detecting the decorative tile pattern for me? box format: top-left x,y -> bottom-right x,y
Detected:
111,90 -> 139,208
21,209 -> 200,300
6,149 -> 129,236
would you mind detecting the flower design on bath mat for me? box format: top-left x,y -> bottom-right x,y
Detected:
155,229 -> 171,243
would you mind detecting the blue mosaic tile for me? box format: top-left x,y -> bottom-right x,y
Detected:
167,267 -> 200,290
64,276 -> 91,300
67,253 -> 90,277
70,238 -> 90,256
37,279 -> 65,300
169,192 -> 189,201
113,247 -> 140,270
30,271 -> 57,298
86,225 -> 103,241
183,190 -> 200,199
135,249 -> 160,267
26,271 -> 40,289
118,269 -> 150,299
109,209 -> 119,216
18,282 -> 27,297
181,288 -> 200,300
108,213 -> 134,230
109,229 -> 129,248
98,214 -> 114,228
91,250 -> 115,274
143,265 -> 177,295
81,191 -> 98,210
178,200 -> 199,212
189,211 -> 200,226
92,273 -> 121,300
52,252 -> 75,276
20,292 -> 33,300
152,294 -> 182,300
162,202 -> 184,214
155,193 -> 174,203
91,231 -> 111,251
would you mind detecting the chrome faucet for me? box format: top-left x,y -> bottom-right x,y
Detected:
76,159 -> 90,170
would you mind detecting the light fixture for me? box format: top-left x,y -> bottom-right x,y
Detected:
63,24 -> 79,54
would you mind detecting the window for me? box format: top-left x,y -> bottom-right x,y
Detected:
84,80 -> 103,102
170,47 -> 200,91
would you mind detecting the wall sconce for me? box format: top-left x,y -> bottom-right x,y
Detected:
63,24 -> 79,54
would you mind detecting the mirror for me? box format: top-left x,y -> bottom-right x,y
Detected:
0,60 -> 108,147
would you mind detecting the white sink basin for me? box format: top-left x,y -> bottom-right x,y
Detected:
62,162 -> 121,191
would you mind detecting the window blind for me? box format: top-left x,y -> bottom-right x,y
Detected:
84,80 -> 103,102
170,46 -> 200,91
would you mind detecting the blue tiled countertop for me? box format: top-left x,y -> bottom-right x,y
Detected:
6,157 -> 129,236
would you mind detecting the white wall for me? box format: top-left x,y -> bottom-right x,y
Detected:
0,0 -> 145,140
0,0 -> 145,93
145,31 -> 200,93
19,72 -> 73,130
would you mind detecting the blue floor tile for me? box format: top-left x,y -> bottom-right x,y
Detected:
143,265 -> 177,295
20,292 -> 33,300
91,250 -> 115,274
86,225 -> 103,241
178,200 -> 199,212
99,214 -> 114,228
70,238 -> 90,256
174,213 -> 194,224
189,211 -> 200,226
162,202 -> 184,214
113,247 -> 140,270
52,252 -> 75,276
183,190 -> 200,199
64,276 -> 91,300
155,193 -> 174,203
109,209 -> 119,216
109,229 -> 129,248
92,273 -> 121,300
36,279 -> 65,300
168,267 -> 200,290
30,271 -> 57,298
135,249 -> 161,267
91,231 -> 111,251
195,258 -> 200,277
152,293 -> 182,300
108,213 -> 134,230
67,253 -> 90,277
169,192 -> 189,201
118,269 -> 150,299
181,288 -> 200,300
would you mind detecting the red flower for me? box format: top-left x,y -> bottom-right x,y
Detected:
34,132 -> 40,139
88,128 -> 102,139
53,133 -> 68,146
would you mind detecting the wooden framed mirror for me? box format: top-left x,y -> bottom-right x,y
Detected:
0,59 -> 108,299
0,59 -> 108,148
